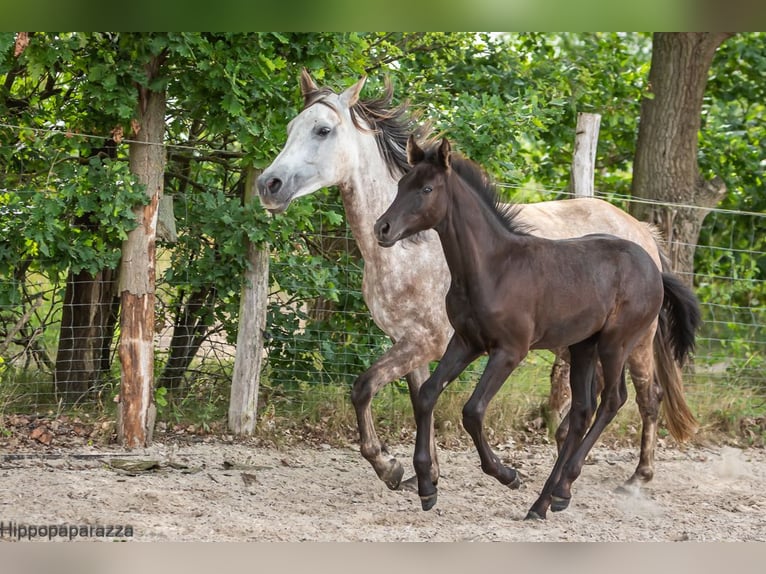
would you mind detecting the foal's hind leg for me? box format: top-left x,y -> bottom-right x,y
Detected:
350,338 -> 441,490
624,328 -> 661,487
552,347 -> 602,453
549,348 -> 629,513
528,339 -> 598,520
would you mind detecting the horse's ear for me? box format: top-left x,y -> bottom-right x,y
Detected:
339,75 -> 366,108
300,68 -> 319,100
437,138 -> 452,170
406,134 -> 425,166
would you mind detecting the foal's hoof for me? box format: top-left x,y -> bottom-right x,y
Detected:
551,495 -> 570,513
382,460 -> 405,491
498,466 -> 522,489
420,492 -> 438,511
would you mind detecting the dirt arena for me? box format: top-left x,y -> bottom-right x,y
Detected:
2,432 -> 764,542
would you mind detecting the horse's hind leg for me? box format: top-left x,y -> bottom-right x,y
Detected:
624,328 -> 660,487
548,347 -> 571,448
350,338 -> 439,490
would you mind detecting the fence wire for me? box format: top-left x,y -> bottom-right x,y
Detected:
1,183 -> 764,427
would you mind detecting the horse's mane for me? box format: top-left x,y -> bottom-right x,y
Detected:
433,150 -> 533,237
303,78 -> 431,179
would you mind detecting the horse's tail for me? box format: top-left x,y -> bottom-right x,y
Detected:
654,271 -> 703,442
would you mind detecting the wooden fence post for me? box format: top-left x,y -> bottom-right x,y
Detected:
570,112 -> 601,198
229,168 -> 269,435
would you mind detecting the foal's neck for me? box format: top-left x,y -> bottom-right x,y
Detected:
437,179 -> 520,276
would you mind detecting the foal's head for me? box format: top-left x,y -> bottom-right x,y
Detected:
374,136 -> 454,247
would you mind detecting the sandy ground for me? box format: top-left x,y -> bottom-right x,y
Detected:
1,437 -> 764,542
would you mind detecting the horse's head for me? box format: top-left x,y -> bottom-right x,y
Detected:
374,136 -> 452,247
257,69 -> 367,214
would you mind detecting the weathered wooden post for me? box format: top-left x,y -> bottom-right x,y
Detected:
570,112 -> 602,198
229,168 -> 269,435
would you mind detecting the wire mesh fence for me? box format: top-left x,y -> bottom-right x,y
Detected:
1,179 -> 764,431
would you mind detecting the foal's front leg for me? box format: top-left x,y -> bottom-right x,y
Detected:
461,350 -> 523,490
413,335 -> 480,510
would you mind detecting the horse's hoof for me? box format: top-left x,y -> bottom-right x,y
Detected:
525,509 -> 546,520
615,482 -> 641,496
551,495 -> 570,512
383,460 -> 405,491
506,472 -> 522,490
398,475 -> 419,492
420,492 -> 438,511
622,469 -> 653,489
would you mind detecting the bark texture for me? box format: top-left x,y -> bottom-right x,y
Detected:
631,33 -> 733,283
117,55 -> 167,448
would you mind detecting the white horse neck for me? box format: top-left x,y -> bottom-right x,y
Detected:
338,135 -> 403,262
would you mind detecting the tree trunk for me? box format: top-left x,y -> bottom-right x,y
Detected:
631,33 -> 733,283
158,284 -> 216,393
55,267 -> 118,403
117,54 -> 167,448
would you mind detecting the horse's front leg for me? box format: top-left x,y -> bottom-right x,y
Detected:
414,335 -> 479,510
350,339 -> 437,490
461,349 -> 523,491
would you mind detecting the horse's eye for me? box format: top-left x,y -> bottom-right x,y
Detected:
422,186 -> 432,194
316,126 -> 331,137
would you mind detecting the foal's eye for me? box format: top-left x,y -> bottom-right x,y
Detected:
422,186 -> 433,194
316,126 -> 331,137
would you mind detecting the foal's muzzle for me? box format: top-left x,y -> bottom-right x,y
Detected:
374,219 -> 396,248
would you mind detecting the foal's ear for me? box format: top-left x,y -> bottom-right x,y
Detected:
406,134 -> 425,166
339,75 -> 367,109
437,138 -> 452,170
300,68 -> 319,99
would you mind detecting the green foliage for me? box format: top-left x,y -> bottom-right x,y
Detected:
1,32 -> 764,419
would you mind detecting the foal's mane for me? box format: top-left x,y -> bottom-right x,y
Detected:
424,146 -> 532,237
303,78 -> 431,179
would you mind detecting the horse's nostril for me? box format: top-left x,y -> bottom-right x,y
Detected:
379,222 -> 390,237
266,178 -> 282,195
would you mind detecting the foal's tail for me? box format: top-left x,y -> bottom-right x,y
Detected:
653,271 -> 703,442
